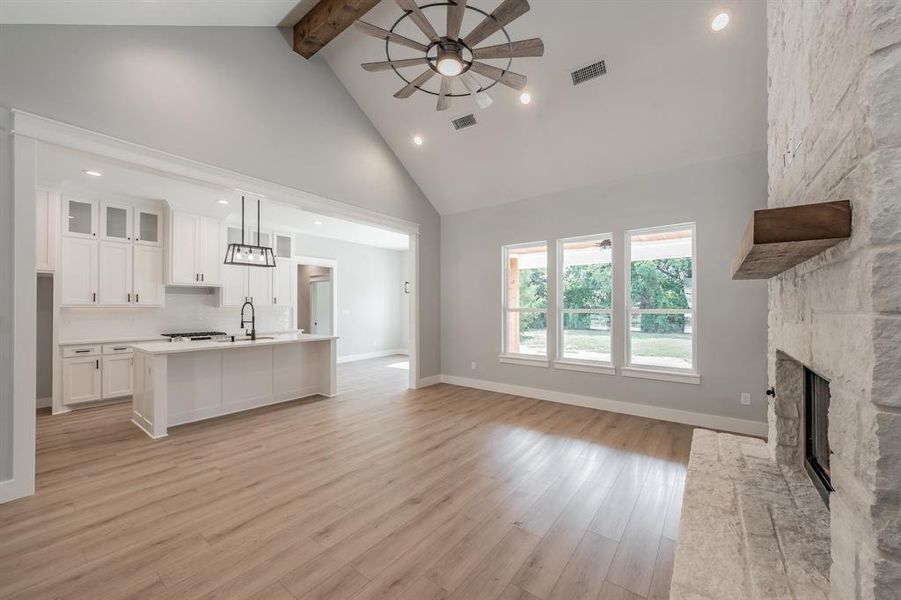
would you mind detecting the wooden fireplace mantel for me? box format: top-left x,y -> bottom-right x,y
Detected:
731,200 -> 852,280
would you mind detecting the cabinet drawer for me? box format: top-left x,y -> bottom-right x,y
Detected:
103,343 -> 134,355
62,345 -> 101,358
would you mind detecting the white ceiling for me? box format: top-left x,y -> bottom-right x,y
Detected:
321,0 -> 767,215
0,0 -> 313,26
37,144 -> 410,250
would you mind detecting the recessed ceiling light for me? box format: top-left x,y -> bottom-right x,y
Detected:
412,135 -> 424,146
710,12 -> 730,32
314,220 -> 324,226
82,170 -> 102,177
519,92 -> 532,105
217,200 -> 229,205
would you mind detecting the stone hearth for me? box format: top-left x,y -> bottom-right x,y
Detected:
671,430 -> 830,599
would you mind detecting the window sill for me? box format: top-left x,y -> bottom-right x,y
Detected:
621,366 -> 701,385
498,354 -> 549,368
553,360 -> 616,376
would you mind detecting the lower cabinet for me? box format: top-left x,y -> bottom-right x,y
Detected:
62,344 -> 135,406
62,355 -> 102,405
102,354 -> 134,399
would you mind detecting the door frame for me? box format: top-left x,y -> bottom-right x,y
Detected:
295,255 -> 337,339
4,109 -> 424,503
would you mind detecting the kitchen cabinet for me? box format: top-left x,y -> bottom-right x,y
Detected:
272,260 -> 293,306
98,241 -> 133,306
101,203 -> 133,242
133,246 -> 164,306
36,188 -> 59,272
169,212 -> 222,285
247,232 -> 272,306
60,237 -> 99,305
134,208 -> 162,246
62,355 -> 102,405
102,354 -> 133,399
64,197 -> 98,239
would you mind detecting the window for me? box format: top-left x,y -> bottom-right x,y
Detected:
557,234 -> 613,364
625,224 -> 696,372
502,243 -> 548,358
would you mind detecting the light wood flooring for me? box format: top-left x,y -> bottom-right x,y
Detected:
0,356 -> 692,600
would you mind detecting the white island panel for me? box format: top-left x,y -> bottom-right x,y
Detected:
131,334 -> 338,438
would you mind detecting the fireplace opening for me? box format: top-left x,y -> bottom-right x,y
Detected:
804,367 -> 834,506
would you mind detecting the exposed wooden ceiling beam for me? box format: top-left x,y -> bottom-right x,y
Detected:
293,0 -> 383,59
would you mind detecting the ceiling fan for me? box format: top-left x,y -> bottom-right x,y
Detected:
355,0 -> 544,111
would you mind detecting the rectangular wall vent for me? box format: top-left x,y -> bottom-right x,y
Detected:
452,114 -> 478,130
571,60 -> 607,86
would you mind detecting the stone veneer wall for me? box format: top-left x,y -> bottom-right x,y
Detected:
767,1 -> 901,598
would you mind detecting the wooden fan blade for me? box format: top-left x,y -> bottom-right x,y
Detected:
469,61 -> 527,90
460,72 -> 493,109
395,69 -> 436,99
354,20 -> 429,52
447,0 -> 467,40
394,0 -> 441,43
463,0 -> 530,48
437,77 -> 452,111
362,58 -> 429,72
472,38 -> 544,60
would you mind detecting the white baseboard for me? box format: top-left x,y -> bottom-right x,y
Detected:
337,349 -> 409,364
439,374 -> 768,437
36,397 -> 51,409
417,375 -> 442,388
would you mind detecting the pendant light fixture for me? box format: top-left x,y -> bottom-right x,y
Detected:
223,196 -> 276,268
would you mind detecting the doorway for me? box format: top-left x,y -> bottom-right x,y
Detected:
309,279 -> 331,335
296,260 -> 335,336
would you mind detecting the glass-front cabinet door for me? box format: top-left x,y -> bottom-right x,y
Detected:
101,203 -> 132,242
274,232 -> 294,260
64,197 -> 98,239
134,208 -> 162,246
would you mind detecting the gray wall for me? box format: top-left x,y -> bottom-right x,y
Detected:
0,108 -> 12,481
0,24 -> 440,377
294,235 -> 407,358
441,152 -> 769,424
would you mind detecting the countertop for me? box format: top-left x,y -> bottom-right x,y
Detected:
130,333 -> 338,355
59,336 -> 168,346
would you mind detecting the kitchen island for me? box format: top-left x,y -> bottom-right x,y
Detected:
130,333 -> 338,438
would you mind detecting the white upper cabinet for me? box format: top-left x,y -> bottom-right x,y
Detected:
199,216 -> 222,285
170,211 -> 199,284
101,203 -> 133,242
274,232 -> 294,260
133,246 -> 164,306
61,237 -> 99,305
272,260 -> 293,307
64,197 -> 98,239
98,241 -> 133,306
169,211 -> 223,285
35,188 -> 59,272
134,208 -> 162,247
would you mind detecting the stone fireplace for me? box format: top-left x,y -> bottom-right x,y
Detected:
767,0 -> 901,597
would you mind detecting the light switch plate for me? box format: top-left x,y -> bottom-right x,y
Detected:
741,392 -> 751,406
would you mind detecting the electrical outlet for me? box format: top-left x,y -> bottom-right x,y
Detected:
740,392 -> 751,406
471,361 -> 477,370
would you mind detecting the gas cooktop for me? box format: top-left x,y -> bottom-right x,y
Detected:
162,331 -> 227,341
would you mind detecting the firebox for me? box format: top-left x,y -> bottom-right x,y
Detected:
804,367 -> 834,506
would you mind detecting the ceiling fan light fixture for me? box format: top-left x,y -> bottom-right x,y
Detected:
437,55 -> 464,77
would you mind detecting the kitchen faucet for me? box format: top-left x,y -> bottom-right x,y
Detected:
240,300 -> 256,341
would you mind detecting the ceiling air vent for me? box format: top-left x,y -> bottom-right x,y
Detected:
571,60 -> 607,86
451,113 -> 478,131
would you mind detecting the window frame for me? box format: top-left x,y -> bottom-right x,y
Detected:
623,222 -> 699,382
500,241 -> 549,363
554,233 -> 615,374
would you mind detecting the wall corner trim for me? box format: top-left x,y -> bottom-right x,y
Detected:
439,374 -> 768,437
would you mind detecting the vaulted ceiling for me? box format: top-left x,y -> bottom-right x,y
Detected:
321,0 -> 767,215
1,0 -> 767,216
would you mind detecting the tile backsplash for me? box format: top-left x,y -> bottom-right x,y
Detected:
59,287 -> 293,341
